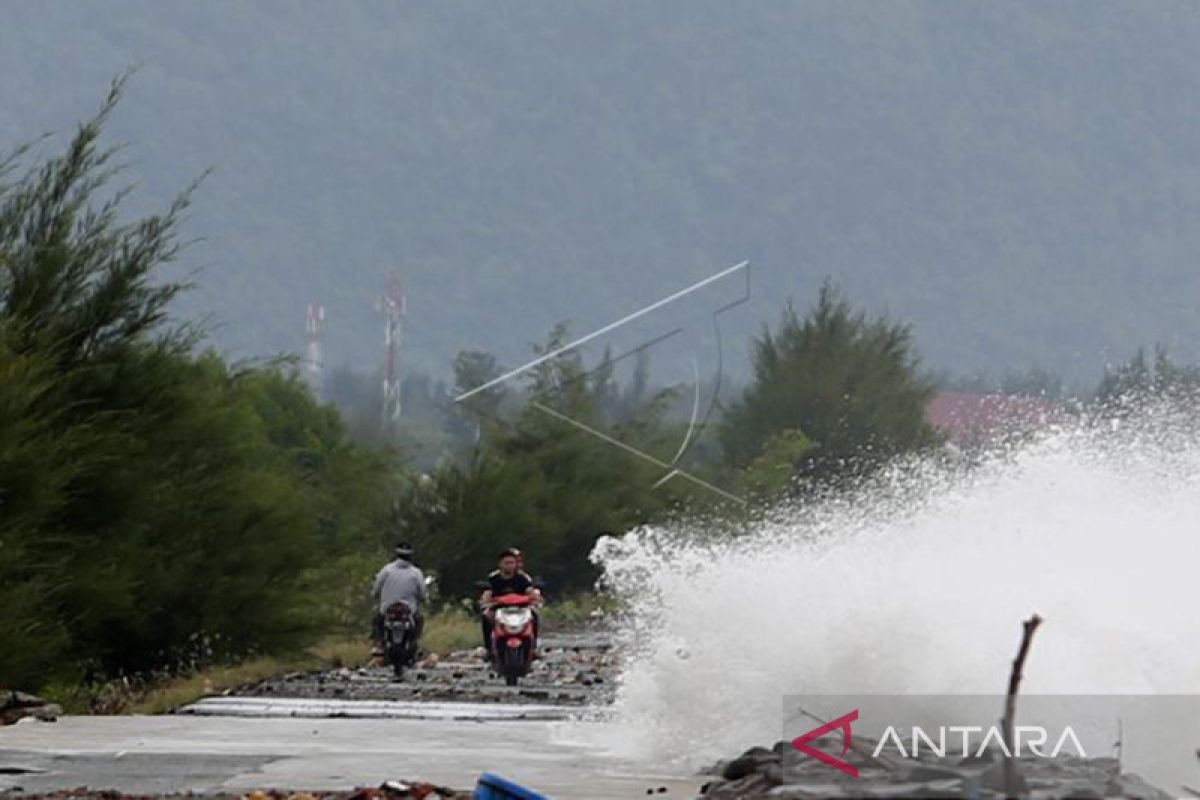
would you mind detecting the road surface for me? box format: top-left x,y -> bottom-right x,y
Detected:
0,709 -> 702,799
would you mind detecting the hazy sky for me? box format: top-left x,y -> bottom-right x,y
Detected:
4,1 -> 1199,386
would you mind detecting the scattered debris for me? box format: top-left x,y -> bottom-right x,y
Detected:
0,784 -> 470,800
699,615 -> 1177,799
0,692 -> 62,726
213,632 -> 615,708
697,737 -> 1176,799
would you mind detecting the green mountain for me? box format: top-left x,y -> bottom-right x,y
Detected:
4,1 -> 1199,382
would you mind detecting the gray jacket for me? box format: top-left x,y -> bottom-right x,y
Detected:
372,558 -> 427,614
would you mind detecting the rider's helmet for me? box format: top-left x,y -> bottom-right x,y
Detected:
395,541 -> 415,560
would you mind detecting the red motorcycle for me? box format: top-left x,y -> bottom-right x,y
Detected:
487,593 -> 539,686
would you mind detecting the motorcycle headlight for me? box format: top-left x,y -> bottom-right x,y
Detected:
498,607 -> 531,633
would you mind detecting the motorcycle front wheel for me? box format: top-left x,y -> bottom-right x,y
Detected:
502,645 -> 523,686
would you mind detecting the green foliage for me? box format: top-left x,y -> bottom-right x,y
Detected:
721,283 -> 939,488
1096,346 -> 1200,410
738,429 -> 813,501
0,334 -> 82,682
0,82 -> 393,689
397,330 -> 684,597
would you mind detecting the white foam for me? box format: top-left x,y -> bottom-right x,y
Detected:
584,414 -> 1200,767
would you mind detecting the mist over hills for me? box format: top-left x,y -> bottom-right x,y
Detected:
4,1 -> 1199,385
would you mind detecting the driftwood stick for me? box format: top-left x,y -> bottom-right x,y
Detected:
1001,613 -> 1043,799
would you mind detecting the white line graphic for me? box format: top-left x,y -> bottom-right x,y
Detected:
455,260 -> 749,403
455,260 -> 751,503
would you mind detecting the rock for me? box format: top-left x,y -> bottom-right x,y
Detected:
764,782 -> 857,799
701,737 -> 1179,800
742,745 -> 776,760
903,763 -> 966,783
1106,772 -> 1177,800
1,691 -> 46,711
705,773 -> 776,798
722,756 -> 761,781
979,760 -> 1027,795
721,747 -> 778,781
857,779 -> 966,798
0,691 -> 62,725
761,763 -> 785,785
956,749 -> 999,767
1035,778 -> 1105,798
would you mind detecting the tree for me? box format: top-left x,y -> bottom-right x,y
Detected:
447,349 -> 507,445
0,334 -> 86,682
0,79 -> 395,688
738,428 -> 813,501
396,330 -> 684,596
1095,345 -> 1200,411
720,282 -> 939,488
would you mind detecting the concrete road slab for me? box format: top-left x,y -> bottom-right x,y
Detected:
178,697 -> 586,721
0,715 -> 701,799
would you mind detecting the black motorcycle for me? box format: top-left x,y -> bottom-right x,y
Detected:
382,601 -> 419,680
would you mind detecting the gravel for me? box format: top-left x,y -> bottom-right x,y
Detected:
201,631 -> 617,709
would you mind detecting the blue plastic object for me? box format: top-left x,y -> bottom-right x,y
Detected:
473,771 -> 548,800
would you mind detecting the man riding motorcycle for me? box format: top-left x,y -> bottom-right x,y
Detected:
372,542 -> 428,659
479,548 -> 540,654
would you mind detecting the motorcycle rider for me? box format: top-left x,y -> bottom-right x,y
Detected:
509,548 -> 544,604
479,548 -> 539,654
372,541 -> 428,655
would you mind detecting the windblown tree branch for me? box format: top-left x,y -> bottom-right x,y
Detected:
1,78 -> 394,691
0,74 -> 199,367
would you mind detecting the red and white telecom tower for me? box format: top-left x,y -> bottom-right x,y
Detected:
305,302 -> 325,400
379,273 -> 406,428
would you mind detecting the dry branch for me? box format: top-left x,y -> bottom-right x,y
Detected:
1001,613 -> 1042,799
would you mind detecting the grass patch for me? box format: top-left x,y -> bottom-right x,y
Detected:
541,591 -> 617,630
41,634 -> 373,716
422,607 -> 481,655
45,609 -> 484,716
40,594 -> 611,716
129,634 -> 374,715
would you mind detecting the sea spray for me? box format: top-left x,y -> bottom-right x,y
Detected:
582,415 -> 1200,767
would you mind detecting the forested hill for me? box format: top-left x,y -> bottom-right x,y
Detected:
4,2 -> 1200,380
